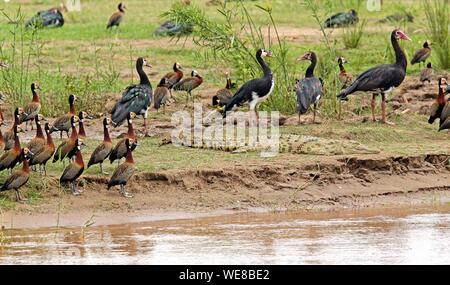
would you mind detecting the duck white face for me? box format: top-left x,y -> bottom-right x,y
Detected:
105,118 -> 111,128
338,57 -> 348,64
439,78 -> 448,89
261,49 -> 273,58
37,114 -> 46,123
191,70 -> 199,77
142,58 -> 152,68
176,62 -> 183,70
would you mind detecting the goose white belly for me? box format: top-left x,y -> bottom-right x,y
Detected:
249,79 -> 275,111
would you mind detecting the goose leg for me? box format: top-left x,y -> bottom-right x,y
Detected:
31,119 -> 35,130
72,182 -> 81,196
313,103 -> 317,123
120,184 -> 133,198
371,94 -> 377,122
381,93 -> 395,125
60,131 -> 63,139
298,113 -> 302,125
44,164 -> 47,176
15,190 -> 21,202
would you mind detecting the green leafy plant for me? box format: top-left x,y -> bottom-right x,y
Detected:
342,19 -> 367,49
423,0 -> 450,70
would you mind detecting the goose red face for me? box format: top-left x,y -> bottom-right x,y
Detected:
394,29 -> 411,41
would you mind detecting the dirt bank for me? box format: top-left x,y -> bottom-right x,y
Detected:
2,153 -> 449,229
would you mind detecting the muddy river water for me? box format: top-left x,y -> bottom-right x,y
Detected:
1,205 -> 450,264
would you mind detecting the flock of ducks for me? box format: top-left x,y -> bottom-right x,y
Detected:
0,4 -> 448,203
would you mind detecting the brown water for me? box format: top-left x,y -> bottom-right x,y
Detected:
1,206 -> 450,264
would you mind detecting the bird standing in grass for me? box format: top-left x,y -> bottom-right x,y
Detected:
108,138 -> 136,198
30,123 -> 55,175
420,62 -> 433,84
111,57 -> 152,136
53,116 -> 79,164
1,148 -> 33,203
428,78 -> 450,131
4,108 -> 26,151
223,49 -> 274,122
337,29 -> 411,125
161,62 -> 184,99
110,112 -> 137,165
411,40 -> 432,67
20,83 -> 42,131
78,111 -> 87,140
154,78 -> 170,113
212,72 -> 234,107
173,70 -> 204,105
26,114 -> 47,159
50,94 -> 77,139
337,57 -> 352,89
0,125 -> 23,174
88,118 -> 113,174
107,2 -> 126,29
60,139 -> 86,196
296,51 -> 323,124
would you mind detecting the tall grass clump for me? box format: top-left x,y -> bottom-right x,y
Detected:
342,19 -> 367,49
423,0 -> 449,70
162,1 -> 296,113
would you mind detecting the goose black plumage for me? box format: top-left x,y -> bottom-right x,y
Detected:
107,2 -> 126,29
25,9 -> 64,29
223,49 -> 274,120
325,9 -> 358,28
111,57 -> 152,136
411,41 -> 431,66
296,51 -> 323,124
337,29 -> 411,125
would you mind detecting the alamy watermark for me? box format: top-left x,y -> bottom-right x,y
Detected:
171,104 -> 280,157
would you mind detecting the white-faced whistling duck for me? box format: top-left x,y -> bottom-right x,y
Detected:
88,118 -> 113,174
296,51 -> 323,124
60,138 -> 86,196
325,9 -> 358,28
154,78 -> 170,113
338,29 -> 411,125
26,114 -> 47,158
1,148 -> 33,202
222,49 -> 274,121
162,62 -> 184,98
110,112 -> 137,165
420,63 -> 433,84
78,111 -> 87,140
4,108 -> 26,151
107,2 -> 126,29
0,110 -> 4,151
50,94 -> 77,139
111,58 -> 152,136
30,122 -> 55,175
212,72 -> 234,108
0,125 -> 23,174
108,138 -> 136,198
20,83 -> 42,131
337,57 -> 352,89
411,40 -> 431,67
173,70 -> 204,105
52,115 -> 79,165
429,78 -> 450,131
